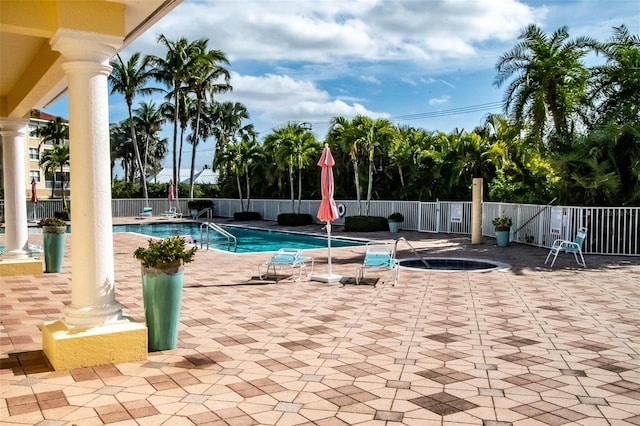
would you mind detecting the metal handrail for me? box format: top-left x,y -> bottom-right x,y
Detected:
199,221 -> 237,252
512,197 -> 557,236
193,207 -> 213,221
394,237 -> 431,268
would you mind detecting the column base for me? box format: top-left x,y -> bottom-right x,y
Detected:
0,258 -> 43,276
42,319 -> 147,370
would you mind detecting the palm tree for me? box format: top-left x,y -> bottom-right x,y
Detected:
211,101 -> 255,161
184,43 -> 231,198
494,24 -> 595,146
591,25 -> 640,125
109,52 -> 156,201
133,101 -> 165,181
147,35 -> 199,197
351,116 -> 395,215
30,116 -> 69,155
39,144 -> 70,207
214,136 -> 262,211
327,116 -> 363,214
269,124 -> 318,213
30,116 -> 69,198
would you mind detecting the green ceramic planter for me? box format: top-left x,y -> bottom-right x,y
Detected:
495,230 -> 510,247
388,221 -> 401,233
42,226 -> 66,273
141,264 -> 184,351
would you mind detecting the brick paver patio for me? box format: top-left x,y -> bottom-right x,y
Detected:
1,219 -> 639,425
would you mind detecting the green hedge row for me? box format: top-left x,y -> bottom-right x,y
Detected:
344,215 -> 388,232
277,213 -> 313,226
234,211 -> 261,221
187,199 -> 214,211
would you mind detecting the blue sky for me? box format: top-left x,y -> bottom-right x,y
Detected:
43,0 -> 640,171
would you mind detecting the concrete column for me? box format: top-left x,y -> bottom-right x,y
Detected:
0,119 -> 30,259
51,30 -> 123,328
471,178 -> 483,244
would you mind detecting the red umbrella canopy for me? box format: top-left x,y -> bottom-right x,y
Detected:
168,180 -> 175,201
317,145 -> 339,223
31,178 -> 38,203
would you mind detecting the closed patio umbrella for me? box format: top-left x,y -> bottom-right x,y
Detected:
31,178 -> 38,222
310,144 -> 342,283
168,179 -> 175,208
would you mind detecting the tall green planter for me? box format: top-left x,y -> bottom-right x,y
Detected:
141,263 -> 184,351
42,225 -> 66,273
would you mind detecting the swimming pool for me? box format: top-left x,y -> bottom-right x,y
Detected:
113,222 -> 363,253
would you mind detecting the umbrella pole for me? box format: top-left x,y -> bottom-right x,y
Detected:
327,222 -> 332,276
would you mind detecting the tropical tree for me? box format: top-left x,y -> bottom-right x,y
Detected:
109,52 -> 156,201
494,24 -> 595,148
214,136 -> 262,211
133,101 -> 165,180
327,116 -> 363,214
590,25 -> 640,125
211,101 -> 255,162
109,122 -> 133,182
30,116 -> 69,154
184,42 -> 231,198
268,124 -> 319,213
147,35 -> 197,198
39,144 -> 70,207
351,116 -> 395,215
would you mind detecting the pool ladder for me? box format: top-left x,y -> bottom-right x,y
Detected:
200,222 -> 237,252
394,237 -> 431,268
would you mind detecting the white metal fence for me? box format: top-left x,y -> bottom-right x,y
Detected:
1,198 -> 638,256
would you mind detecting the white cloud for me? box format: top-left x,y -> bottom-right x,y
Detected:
216,72 -> 387,135
429,96 -> 450,106
130,0 -> 537,69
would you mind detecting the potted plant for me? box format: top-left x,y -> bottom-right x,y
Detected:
38,217 -> 67,272
133,236 -> 197,351
388,212 -> 404,233
492,216 -> 512,247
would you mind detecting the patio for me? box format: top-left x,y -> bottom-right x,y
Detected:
1,221 -> 640,425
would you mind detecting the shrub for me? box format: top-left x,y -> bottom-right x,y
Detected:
492,216 -> 512,231
388,212 -> 404,222
54,210 -> 69,221
38,217 -> 66,227
234,211 -> 261,221
187,199 -> 214,211
344,215 -> 388,232
278,213 -> 313,226
133,236 -> 197,269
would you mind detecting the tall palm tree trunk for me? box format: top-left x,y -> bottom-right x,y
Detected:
127,104 -> 148,201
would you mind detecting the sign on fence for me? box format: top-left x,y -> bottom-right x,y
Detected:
451,203 -> 463,223
550,206 -> 563,235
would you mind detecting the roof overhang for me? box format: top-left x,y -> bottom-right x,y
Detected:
0,0 -> 181,118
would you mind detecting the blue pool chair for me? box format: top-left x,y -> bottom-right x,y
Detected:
545,227 -> 588,268
355,242 -> 399,286
259,248 -> 314,282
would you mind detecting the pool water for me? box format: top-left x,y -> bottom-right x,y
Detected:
113,222 -> 362,253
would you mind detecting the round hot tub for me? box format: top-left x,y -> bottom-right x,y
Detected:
399,257 -> 511,272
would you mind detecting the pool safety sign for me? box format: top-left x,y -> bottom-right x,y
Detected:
451,203 -> 463,223
550,206 -> 563,235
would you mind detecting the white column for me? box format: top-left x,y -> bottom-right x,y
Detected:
51,30 -> 124,328
0,119 -> 30,259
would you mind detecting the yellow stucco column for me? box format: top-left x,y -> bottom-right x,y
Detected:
471,178 -> 483,244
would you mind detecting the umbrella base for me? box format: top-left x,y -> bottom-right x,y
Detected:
310,273 -> 342,283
